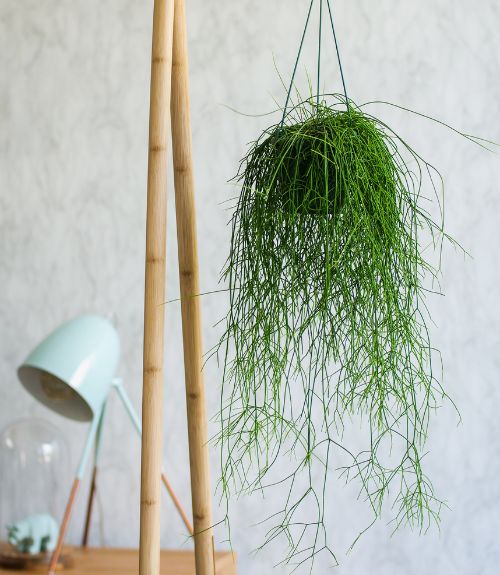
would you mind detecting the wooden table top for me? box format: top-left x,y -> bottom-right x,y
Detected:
0,547 -> 237,574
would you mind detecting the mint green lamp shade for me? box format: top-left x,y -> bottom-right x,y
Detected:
17,315 -> 120,422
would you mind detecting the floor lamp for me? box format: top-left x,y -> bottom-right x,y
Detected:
17,314 -> 193,574
140,1 -> 214,575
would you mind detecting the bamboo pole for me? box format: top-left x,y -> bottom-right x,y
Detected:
170,1 -> 215,574
140,0 -> 175,573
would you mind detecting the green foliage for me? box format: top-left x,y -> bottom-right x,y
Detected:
218,95 -> 461,564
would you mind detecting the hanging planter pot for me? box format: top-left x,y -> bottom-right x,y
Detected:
217,0 -> 489,565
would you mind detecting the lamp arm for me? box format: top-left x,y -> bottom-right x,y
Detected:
111,378 -> 194,535
77,408 -> 102,479
112,378 -> 142,435
94,400 -> 108,459
81,402 -> 107,547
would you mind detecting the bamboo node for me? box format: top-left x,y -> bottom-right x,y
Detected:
150,144 -> 167,153
174,164 -> 190,175
179,269 -> 194,279
144,365 -> 162,375
146,255 -> 165,264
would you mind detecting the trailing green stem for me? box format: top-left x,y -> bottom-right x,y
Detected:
218,94 -> 462,565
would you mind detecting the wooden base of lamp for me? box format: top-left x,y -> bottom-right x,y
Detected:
0,547 -> 236,575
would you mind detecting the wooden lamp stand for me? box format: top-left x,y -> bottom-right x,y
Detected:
141,1 -> 215,575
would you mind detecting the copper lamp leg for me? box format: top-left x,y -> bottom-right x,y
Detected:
161,472 -> 193,535
48,412 -> 101,574
113,379 -> 194,535
48,478 -> 80,575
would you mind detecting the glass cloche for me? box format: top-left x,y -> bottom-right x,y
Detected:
0,418 -> 69,565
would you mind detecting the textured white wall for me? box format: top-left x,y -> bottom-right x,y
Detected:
1,1 -> 500,573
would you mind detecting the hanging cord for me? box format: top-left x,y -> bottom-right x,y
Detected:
281,0 -> 350,125
281,0 -> 316,126
317,0 -> 323,107
326,0 -> 349,108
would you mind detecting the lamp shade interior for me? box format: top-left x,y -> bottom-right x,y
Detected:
17,366 -> 94,421
17,315 -> 120,422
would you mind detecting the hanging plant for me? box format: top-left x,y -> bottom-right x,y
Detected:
217,0 -> 488,565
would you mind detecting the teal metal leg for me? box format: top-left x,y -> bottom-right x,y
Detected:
81,402 -> 108,546
94,401 -> 107,460
111,378 -> 193,534
113,378 -> 142,435
48,411 -> 103,574
76,410 -> 102,479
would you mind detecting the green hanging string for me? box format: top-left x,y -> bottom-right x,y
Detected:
326,0 -> 349,107
282,0 -> 350,124
281,0 -> 315,126
317,0 -> 323,107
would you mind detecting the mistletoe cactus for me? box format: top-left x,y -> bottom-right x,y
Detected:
217,0 -> 489,566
